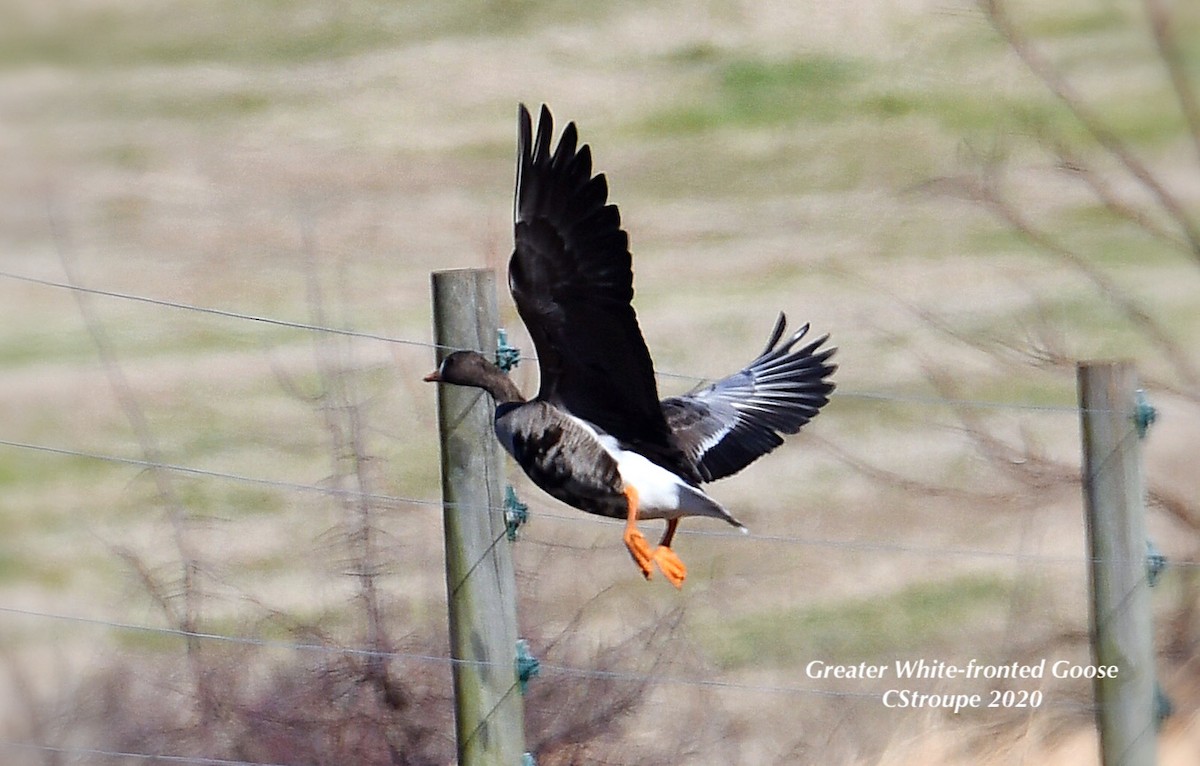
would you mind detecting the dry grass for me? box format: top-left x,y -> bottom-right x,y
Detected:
2,0 -> 1200,763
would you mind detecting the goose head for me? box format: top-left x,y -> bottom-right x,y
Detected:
423,350 -> 524,404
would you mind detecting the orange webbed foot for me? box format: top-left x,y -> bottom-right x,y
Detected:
621,486 -> 687,587
624,526 -> 655,580
651,546 -> 687,589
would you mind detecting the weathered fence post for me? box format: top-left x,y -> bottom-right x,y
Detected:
430,268 -> 525,765
1078,360 -> 1156,766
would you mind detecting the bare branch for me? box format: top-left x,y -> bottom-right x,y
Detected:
1148,486 -> 1200,534
1143,0 -> 1200,166
812,433 -> 1014,504
939,168 -> 1200,388
924,366 -> 1078,495
47,200 -> 218,721
297,218 -> 401,712
979,0 -> 1200,261
529,604 -> 689,764
1050,137 -> 1190,253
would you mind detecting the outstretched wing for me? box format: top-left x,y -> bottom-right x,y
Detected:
662,314 -> 836,482
510,104 -> 680,466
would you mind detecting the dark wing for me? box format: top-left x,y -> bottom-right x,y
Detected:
511,104 -> 684,471
661,314 -> 836,482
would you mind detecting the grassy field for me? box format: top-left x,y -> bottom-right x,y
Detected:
3,0 -> 1200,763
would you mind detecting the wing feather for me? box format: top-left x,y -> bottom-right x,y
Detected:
662,314 -> 836,482
510,104 -> 686,474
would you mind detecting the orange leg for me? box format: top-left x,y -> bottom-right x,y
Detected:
621,487 -> 688,589
622,486 -> 654,580
651,519 -> 687,589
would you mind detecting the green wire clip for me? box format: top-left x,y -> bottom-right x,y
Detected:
516,639 -> 540,694
496,328 -> 521,372
504,485 -> 529,542
1134,389 -> 1157,438
1146,535 -> 1171,727
1156,682 -> 1174,727
1146,538 -> 1167,588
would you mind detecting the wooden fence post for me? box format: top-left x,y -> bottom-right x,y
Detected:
430,268 -> 525,765
1078,360 -> 1156,766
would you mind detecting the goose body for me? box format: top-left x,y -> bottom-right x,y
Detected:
425,105 -> 836,587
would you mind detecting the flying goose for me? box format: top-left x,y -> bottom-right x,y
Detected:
425,104 -> 836,588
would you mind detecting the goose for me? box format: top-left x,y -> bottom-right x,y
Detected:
425,104 -> 836,588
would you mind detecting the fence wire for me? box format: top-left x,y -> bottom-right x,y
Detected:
0,267 -> 1181,765
0,435 -> 1184,568
1,604 -> 1100,706
1,267 -> 1102,410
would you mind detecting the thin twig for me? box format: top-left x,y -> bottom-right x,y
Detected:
1143,0 -> 1200,167
980,0 -> 1200,262
940,168 -> 1200,389
47,200 -> 218,721
1050,137 -> 1189,253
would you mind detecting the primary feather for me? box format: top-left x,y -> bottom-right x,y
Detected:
662,314 -> 836,482
510,104 -> 692,480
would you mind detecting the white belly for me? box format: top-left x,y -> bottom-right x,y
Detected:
563,415 -> 736,524
603,441 -> 686,518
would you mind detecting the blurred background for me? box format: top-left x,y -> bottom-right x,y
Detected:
2,0 -> 1199,763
